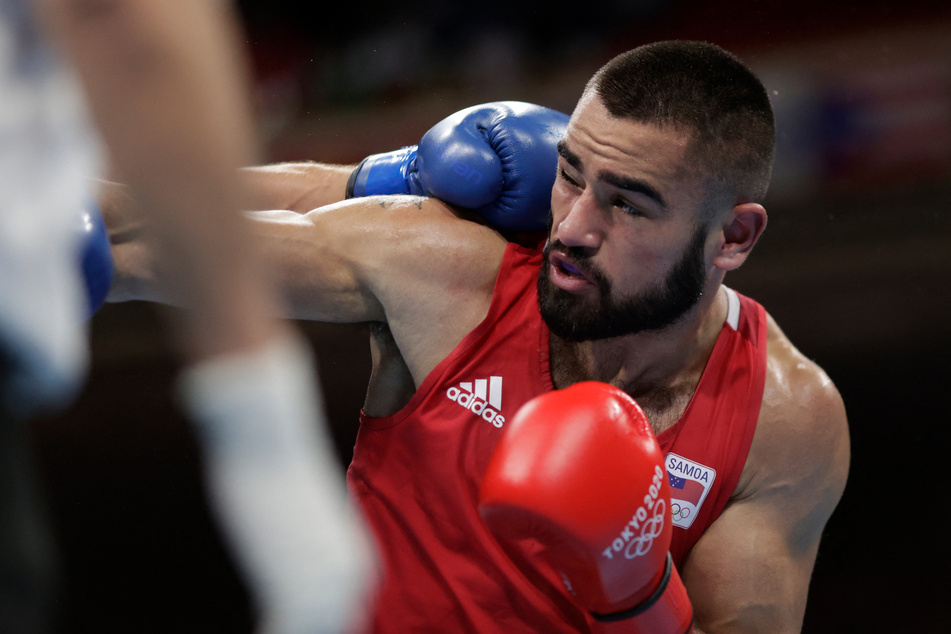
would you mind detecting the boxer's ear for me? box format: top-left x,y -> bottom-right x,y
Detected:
712,203 -> 766,271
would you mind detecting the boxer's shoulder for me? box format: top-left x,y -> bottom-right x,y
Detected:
734,312 -> 849,522
353,195 -> 508,386
760,311 -> 846,440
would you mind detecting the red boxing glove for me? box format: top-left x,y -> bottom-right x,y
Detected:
479,382 -> 693,633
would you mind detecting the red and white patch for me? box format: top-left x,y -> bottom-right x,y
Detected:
665,453 -> 716,529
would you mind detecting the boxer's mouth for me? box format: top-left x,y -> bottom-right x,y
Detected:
549,251 -> 592,289
560,260 -> 585,277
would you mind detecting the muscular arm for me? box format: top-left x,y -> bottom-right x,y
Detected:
111,190 -> 507,381
681,322 -> 850,633
253,196 -> 507,379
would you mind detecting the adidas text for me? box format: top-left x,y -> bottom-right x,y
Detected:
446,386 -> 505,428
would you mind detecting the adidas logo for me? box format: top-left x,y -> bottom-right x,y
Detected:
445,376 -> 506,428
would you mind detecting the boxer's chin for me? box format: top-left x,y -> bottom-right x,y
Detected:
537,266 -> 616,342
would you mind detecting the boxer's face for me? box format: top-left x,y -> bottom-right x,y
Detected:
538,93 -> 717,341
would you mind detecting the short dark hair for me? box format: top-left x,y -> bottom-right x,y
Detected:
588,41 -> 775,204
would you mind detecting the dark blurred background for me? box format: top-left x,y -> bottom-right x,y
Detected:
30,1 -> 951,632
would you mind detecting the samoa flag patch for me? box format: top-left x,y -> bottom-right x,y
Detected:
665,453 -> 716,529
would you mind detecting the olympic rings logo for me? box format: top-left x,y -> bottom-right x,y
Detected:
623,498 -> 666,559
671,503 -> 691,523
601,465 -> 668,562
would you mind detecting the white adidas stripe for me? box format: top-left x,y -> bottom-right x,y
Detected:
457,376 -> 503,410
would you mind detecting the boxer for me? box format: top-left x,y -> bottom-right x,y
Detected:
103,41 -> 850,633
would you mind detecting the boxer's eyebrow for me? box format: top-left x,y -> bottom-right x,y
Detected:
557,140 -> 581,169
556,140 -> 667,210
600,171 -> 667,210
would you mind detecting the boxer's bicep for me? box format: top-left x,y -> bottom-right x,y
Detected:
247,205 -> 382,322
251,195 -> 503,326
680,492 -> 819,633
681,364 -> 849,633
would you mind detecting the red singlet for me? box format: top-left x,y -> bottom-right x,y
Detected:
347,242 -> 767,633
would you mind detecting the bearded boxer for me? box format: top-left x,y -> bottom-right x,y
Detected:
106,41 -> 850,633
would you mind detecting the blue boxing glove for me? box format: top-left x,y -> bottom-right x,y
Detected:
78,200 -> 114,317
346,101 -> 569,232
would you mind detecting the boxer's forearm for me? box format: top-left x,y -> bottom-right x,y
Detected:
241,162 -> 354,214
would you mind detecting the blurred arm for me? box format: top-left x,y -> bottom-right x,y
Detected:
35,0 -> 275,361
35,3 -> 381,630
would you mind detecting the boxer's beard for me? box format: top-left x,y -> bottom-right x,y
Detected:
537,225 -> 709,341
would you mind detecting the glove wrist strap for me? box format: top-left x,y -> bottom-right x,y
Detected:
591,552 -> 694,633
345,157 -> 369,199
345,146 -> 418,198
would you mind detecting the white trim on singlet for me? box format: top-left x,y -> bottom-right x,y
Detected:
724,286 -> 741,331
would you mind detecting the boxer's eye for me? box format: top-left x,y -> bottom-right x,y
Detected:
613,197 -> 644,217
559,168 -> 581,188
